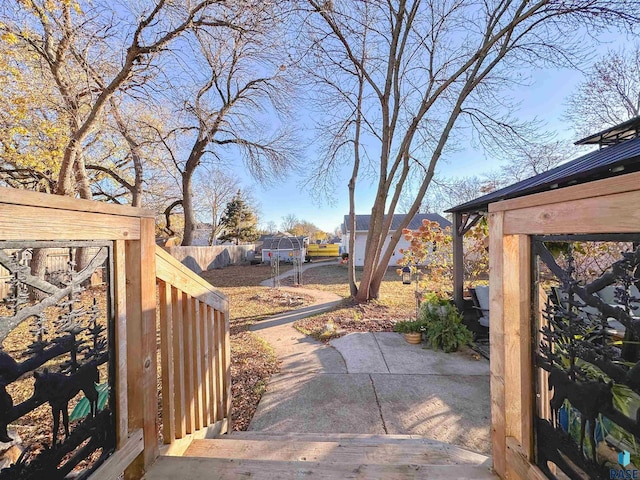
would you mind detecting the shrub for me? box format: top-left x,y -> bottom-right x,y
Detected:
419,302 -> 472,353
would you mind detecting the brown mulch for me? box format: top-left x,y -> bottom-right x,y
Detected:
229,332 -> 278,431
294,299 -> 412,342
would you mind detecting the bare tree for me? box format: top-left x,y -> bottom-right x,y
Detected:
299,0 -> 639,301
193,167 -> 243,245
280,214 -> 300,233
156,9 -> 298,246
263,221 -> 278,234
566,44 -> 640,137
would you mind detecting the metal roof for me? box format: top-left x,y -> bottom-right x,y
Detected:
575,116 -> 640,146
447,135 -> 640,214
342,213 -> 451,233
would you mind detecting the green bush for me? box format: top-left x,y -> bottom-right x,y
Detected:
419,302 -> 472,353
393,319 -> 425,334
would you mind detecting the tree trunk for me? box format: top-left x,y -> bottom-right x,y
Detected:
355,197 -> 387,302
348,66 -> 365,298
29,249 -> 48,301
182,173 -> 195,246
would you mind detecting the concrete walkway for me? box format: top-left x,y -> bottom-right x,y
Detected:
248,266 -> 491,455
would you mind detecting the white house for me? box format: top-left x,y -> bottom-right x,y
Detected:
341,213 -> 451,267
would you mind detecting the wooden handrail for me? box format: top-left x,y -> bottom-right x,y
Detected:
155,246 -> 231,448
155,246 -> 228,313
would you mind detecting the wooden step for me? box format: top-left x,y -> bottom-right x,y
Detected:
218,432 -> 490,465
224,432 -> 436,443
143,455 -> 498,479
184,438 -> 460,465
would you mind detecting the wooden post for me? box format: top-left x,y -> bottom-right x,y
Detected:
171,286 -> 186,439
113,240 -> 128,449
453,212 -> 465,311
503,235 -> 532,459
183,292 -> 195,434
223,311 -> 231,430
192,298 -> 203,430
159,280 -> 175,444
124,217 -> 158,478
488,211 -> 506,478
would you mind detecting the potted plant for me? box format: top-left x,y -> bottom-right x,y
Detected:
419,302 -> 472,352
393,319 -> 425,344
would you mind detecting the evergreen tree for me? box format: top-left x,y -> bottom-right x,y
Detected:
218,191 -> 259,245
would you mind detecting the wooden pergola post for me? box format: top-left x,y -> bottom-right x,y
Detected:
453,211 -> 465,311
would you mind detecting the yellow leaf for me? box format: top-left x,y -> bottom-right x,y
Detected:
1,33 -> 18,45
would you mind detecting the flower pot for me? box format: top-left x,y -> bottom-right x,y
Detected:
403,332 -> 422,344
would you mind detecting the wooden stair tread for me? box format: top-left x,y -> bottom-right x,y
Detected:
219,432 -> 490,464
184,438 -> 466,465
225,432 -> 437,442
143,455 -> 498,479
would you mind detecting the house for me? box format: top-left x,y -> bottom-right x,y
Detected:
260,233 -> 308,263
341,213 -> 451,267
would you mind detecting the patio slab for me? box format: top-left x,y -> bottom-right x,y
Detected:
248,373 -> 385,434
329,333 -> 389,373
372,373 -> 491,454
373,332 -> 489,376
248,294 -> 491,456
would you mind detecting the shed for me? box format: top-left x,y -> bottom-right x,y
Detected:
449,117 -> 640,479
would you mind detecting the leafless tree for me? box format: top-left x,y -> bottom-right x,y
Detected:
566,44 -> 640,137
298,0 -> 639,301
193,167 -> 244,245
280,214 -> 300,233
1,0 -> 240,199
157,8 -> 299,246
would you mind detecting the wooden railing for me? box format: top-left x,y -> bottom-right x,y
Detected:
155,246 -> 231,450
0,188 -> 231,478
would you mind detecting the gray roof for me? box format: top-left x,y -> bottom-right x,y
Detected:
342,213 -> 451,233
447,134 -> 640,214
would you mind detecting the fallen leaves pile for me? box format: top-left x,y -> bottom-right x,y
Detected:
229,332 -> 278,431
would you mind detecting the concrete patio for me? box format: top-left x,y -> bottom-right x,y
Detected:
248,286 -> 491,455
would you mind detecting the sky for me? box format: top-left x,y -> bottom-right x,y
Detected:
240,32 -> 629,235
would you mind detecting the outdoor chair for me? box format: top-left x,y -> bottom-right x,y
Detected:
595,284 -> 640,315
551,287 -> 626,338
470,286 -> 490,328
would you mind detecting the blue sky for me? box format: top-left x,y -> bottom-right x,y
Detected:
244,34 -> 627,234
